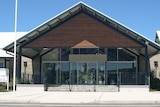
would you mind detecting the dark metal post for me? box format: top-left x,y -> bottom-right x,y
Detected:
69,72 -> 72,92
145,46 -> 149,85
17,46 -> 22,83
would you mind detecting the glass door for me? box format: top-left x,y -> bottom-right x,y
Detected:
78,62 -> 87,84
78,62 -> 97,85
98,62 -> 105,85
88,62 -> 97,84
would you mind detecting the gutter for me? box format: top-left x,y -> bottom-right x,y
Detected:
6,51 -> 14,56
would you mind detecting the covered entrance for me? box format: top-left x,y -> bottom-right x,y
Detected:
43,61 -> 109,91
42,47 -> 142,87
42,61 -> 106,86
77,62 -> 104,85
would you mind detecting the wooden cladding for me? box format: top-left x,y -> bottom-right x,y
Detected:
25,12 -> 142,48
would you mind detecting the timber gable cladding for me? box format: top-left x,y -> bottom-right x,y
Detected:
25,12 -> 142,48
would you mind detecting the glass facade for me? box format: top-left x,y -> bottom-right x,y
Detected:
0,62 -> 4,68
42,48 -> 146,85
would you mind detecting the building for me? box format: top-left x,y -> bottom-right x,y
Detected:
0,32 -> 31,83
150,31 -> 160,79
3,2 -> 160,91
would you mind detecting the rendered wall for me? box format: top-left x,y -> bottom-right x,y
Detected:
150,54 -> 160,78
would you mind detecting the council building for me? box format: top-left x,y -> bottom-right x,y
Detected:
3,2 -> 160,91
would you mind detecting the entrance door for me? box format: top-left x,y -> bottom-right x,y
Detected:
88,62 -> 97,84
78,62 -> 97,85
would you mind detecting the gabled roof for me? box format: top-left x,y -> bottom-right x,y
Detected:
3,2 -> 160,58
155,31 -> 160,44
0,49 -> 12,58
0,32 -> 27,48
0,32 -> 27,57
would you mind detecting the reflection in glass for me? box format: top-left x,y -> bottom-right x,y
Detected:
118,63 -> 137,85
80,48 -> 98,54
107,48 -> 137,61
107,63 -> 117,85
43,63 -> 60,84
70,62 -> 77,84
98,62 -> 105,85
43,62 -> 70,85
61,63 -> 70,84
107,49 -> 117,61
88,63 -> 96,84
61,48 -> 70,61
118,49 -> 136,61
42,48 -> 59,61
78,63 -> 87,84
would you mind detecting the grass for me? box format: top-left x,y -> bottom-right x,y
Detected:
0,86 -> 8,92
0,88 -> 8,92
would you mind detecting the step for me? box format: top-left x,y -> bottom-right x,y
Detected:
47,85 -> 118,92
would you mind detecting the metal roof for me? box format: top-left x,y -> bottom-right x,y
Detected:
3,2 -> 160,58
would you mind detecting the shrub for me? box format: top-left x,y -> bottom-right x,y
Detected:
0,85 -> 7,92
150,71 -> 160,90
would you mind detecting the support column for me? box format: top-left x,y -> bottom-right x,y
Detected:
105,61 -> 108,85
145,46 -> 149,85
4,58 -> 7,68
40,56 -> 42,83
17,46 -> 22,83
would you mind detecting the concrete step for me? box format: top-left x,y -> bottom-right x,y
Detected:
47,85 -> 118,92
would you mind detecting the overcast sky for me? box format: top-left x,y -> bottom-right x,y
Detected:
0,0 -> 160,41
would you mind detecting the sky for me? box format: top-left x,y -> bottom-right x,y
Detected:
0,0 -> 160,41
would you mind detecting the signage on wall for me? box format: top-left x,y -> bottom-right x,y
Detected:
0,68 -> 9,90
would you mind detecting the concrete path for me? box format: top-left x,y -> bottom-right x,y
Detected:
0,91 -> 160,104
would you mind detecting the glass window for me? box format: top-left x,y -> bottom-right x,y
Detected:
99,48 -> 105,54
0,62 -> 4,68
118,49 -> 136,61
61,63 -> 70,84
42,48 -> 60,61
118,63 -> 137,85
107,48 -> 137,61
70,62 -> 77,84
98,62 -> 105,85
73,48 -> 79,54
80,48 -> 98,54
43,62 -> 70,85
72,48 -> 105,54
88,62 -> 96,84
118,63 -> 136,73
43,63 -> 60,84
106,62 -> 137,85
80,48 -> 87,54
107,63 -> 118,85
107,49 -> 117,61
78,62 -> 87,84
61,48 -> 70,61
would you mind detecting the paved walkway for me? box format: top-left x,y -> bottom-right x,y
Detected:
0,91 -> 160,104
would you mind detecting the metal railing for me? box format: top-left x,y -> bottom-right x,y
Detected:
21,73 -> 40,84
